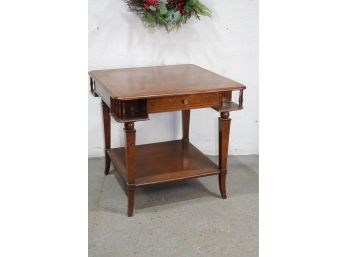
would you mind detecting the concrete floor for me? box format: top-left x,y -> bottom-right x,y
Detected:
89,155 -> 258,257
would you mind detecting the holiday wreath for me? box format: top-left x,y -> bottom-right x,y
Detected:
125,0 -> 212,32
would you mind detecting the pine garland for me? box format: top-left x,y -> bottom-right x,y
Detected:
124,0 -> 212,32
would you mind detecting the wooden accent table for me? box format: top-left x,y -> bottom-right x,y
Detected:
89,64 -> 246,216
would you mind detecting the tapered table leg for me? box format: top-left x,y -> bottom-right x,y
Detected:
182,110 -> 190,141
102,101 -> 111,175
127,186 -> 135,217
124,122 -> 136,217
218,111 -> 231,199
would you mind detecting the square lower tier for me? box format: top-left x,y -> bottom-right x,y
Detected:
107,140 -> 220,187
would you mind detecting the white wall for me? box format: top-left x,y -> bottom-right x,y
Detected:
88,0 -> 258,157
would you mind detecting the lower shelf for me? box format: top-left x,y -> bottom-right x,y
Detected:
107,140 -> 220,187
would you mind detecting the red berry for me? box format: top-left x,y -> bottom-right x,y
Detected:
144,0 -> 160,9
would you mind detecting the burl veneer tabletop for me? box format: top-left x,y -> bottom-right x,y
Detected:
89,64 -> 245,100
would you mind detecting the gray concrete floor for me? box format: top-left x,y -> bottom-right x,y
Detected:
89,155 -> 258,257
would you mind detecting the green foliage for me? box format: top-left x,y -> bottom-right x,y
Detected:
149,5 -> 157,11
131,0 -> 212,32
159,2 -> 168,14
187,0 -> 212,19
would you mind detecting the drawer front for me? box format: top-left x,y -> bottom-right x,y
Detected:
147,92 -> 220,113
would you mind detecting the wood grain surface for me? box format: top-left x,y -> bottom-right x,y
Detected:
107,140 -> 220,188
89,64 -> 246,100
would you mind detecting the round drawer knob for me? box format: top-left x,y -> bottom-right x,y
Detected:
183,99 -> 189,105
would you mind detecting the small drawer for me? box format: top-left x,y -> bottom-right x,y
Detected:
147,92 -> 220,113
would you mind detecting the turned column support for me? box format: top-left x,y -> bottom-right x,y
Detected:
124,122 -> 136,217
218,111 -> 231,199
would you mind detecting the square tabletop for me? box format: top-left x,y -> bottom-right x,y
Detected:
89,64 -> 246,100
